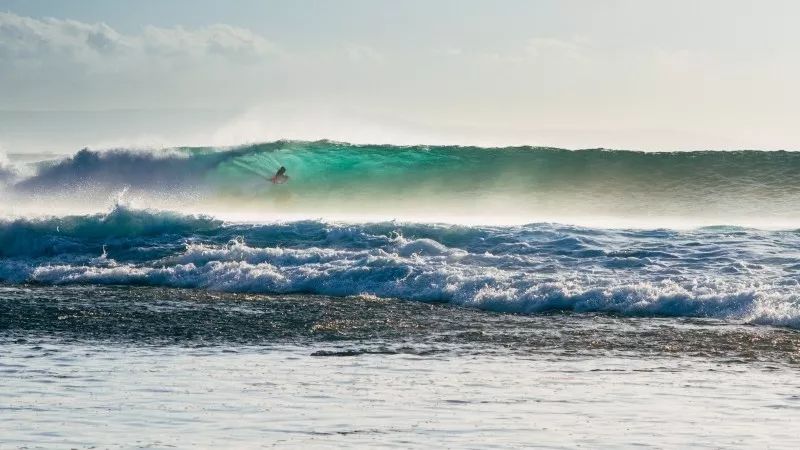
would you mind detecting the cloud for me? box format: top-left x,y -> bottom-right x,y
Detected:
2,10 -> 798,151
0,12 -> 282,110
140,24 -> 276,60
0,12 -> 276,65
0,13 -> 121,62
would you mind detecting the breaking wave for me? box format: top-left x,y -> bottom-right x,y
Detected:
6,140 -> 800,224
1,205 -> 799,329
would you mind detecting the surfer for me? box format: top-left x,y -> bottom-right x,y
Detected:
271,166 -> 289,184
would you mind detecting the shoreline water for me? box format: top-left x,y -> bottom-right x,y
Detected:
2,284 -> 798,363
2,287 -> 798,449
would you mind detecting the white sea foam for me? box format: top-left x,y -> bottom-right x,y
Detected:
1,219 -> 796,329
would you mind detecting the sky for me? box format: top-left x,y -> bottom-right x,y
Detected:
1,0 -> 800,152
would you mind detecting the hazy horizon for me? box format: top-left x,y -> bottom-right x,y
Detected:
2,1 -> 800,153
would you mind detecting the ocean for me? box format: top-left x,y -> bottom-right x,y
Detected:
1,141 -> 799,448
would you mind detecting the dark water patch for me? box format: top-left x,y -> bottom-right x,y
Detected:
1,284 -> 798,365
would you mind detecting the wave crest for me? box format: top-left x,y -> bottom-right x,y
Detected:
0,205 -> 220,257
6,141 -> 800,223
0,207 -> 798,329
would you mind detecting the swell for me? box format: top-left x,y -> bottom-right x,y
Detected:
7,141 -> 800,222
14,141 -> 800,192
1,206 -> 799,329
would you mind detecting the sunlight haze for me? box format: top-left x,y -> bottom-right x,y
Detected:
2,0 -> 799,152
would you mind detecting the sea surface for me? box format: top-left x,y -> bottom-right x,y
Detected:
1,142 -> 799,448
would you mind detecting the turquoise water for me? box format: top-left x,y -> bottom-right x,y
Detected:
2,142 -> 800,447
7,141 -> 800,223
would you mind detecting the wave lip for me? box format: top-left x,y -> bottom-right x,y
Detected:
5,140 -> 800,225
0,205 -> 220,258
1,207 -> 799,329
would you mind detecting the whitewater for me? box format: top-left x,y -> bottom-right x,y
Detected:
1,141 -> 799,329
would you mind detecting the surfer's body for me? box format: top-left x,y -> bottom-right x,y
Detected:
271,166 -> 289,184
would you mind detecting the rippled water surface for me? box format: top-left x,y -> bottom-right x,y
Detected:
2,285 -> 799,448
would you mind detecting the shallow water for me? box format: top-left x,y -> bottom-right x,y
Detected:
1,285 -> 799,448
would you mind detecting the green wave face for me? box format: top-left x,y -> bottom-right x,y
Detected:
208,141 -> 800,189
211,142 -> 484,193
11,140 -> 800,224
202,141 -> 800,222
